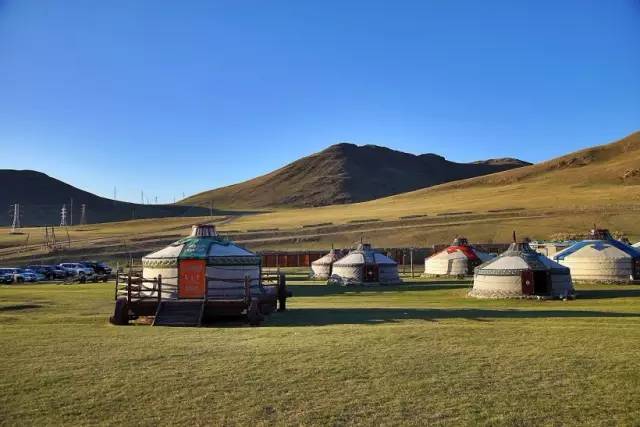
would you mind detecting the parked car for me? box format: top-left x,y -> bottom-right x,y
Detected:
0,271 -> 13,284
25,265 -> 56,280
0,268 -> 27,283
25,265 -> 66,280
20,268 -> 43,282
80,261 -> 112,282
58,263 -> 95,282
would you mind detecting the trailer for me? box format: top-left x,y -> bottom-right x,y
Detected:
109,270 -> 291,327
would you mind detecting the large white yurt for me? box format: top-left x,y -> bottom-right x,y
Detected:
310,248 -> 344,280
142,224 -> 266,299
553,229 -> 640,283
329,243 -> 401,285
470,238 -> 574,299
424,237 -> 494,277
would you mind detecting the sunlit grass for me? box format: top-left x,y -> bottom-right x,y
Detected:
1,279 -> 639,425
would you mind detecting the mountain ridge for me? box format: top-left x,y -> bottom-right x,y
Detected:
182,143 -> 530,208
0,169 -> 207,226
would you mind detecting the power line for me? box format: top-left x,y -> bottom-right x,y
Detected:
60,204 -> 67,227
10,203 -> 20,233
80,204 -> 87,225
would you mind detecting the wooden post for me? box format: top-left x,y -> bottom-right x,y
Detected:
410,248 -> 414,278
244,275 -> 251,305
157,274 -> 162,304
127,274 -> 132,305
114,271 -> 119,300
278,273 -> 287,312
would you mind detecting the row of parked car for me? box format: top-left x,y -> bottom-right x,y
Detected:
0,261 -> 113,284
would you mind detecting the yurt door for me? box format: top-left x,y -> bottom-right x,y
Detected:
178,260 -> 207,299
364,265 -> 379,282
521,270 -> 534,295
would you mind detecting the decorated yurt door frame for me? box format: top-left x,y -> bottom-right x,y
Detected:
364,264 -> 379,282
521,270 -> 534,295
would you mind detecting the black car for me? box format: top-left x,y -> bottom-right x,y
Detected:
25,265 -> 67,280
79,261 -> 112,282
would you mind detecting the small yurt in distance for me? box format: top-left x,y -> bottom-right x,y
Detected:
424,237 -> 493,277
142,224 -> 269,299
329,243 -> 401,285
311,248 -> 343,280
553,229 -> 640,283
470,235 -> 574,299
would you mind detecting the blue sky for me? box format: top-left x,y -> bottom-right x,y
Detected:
0,1 -> 639,203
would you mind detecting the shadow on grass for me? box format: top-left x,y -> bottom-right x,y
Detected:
288,283 -> 471,297
0,303 -> 43,312
267,307 -> 640,327
577,289 -> 640,300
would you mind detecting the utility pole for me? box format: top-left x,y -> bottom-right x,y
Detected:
70,198 -> 74,226
113,186 -> 117,205
60,204 -> 67,227
10,203 -> 20,233
155,196 -> 158,204
141,190 -> 144,204
80,204 -> 87,225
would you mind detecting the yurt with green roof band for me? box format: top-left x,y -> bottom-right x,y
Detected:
142,224 -> 263,300
470,234 -> 574,299
553,229 -> 640,283
111,224 -> 290,326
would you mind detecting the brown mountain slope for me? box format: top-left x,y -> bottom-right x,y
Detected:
182,143 -> 529,209
425,130 -> 640,191
212,130 -> 640,239
0,170 -> 208,226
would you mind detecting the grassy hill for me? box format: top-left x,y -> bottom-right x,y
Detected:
0,170 -> 209,226
165,130 -> 633,246
1,131 -> 638,262
182,143 -> 529,209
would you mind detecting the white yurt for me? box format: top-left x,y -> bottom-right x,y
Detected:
553,229 -> 640,283
329,243 -> 401,285
470,237 -> 574,299
633,241 -> 640,249
424,237 -> 494,277
310,248 -> 344,280
142,224 -> 266,299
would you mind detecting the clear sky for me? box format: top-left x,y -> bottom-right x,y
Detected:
1,1 -> 639,203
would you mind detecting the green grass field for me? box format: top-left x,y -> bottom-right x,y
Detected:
1,278 -> 640,425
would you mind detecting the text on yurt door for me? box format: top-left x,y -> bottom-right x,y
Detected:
178,260 -> 207,299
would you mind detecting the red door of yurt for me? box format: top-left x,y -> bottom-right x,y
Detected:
521,270 -> 534,295
178,259 -> 206,299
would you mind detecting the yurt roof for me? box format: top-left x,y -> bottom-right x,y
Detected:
143,224 -> 259,264
429,237 -> 484,261
312,249 -> 342,266
476,241 -> 569,276
333,243 -> 397,267
554,229 -> 640,261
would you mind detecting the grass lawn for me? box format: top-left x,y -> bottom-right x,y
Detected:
1,279 -> 640,425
